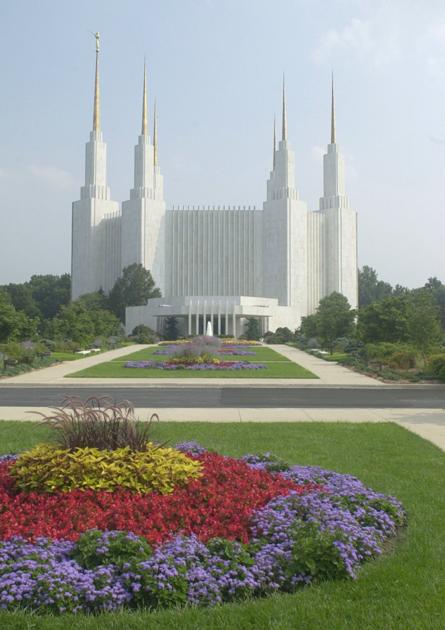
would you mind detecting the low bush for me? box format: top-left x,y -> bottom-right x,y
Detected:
131,325 -> 159,344
10,442 -> 203,494
427,353 -> 445,382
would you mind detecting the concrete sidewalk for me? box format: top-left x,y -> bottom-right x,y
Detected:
0,406 -> 444,451
0,344 -> 383,387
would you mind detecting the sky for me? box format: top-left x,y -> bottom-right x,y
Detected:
0,0 -> 444,288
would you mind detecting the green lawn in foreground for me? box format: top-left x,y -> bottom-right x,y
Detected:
0,420 -> 444,629
67,345 -> 317,379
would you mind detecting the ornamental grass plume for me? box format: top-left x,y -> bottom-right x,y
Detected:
33,396 -> 159,451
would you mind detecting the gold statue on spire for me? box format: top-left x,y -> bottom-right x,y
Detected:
142,60 -> 148,136
282,74 -> 287,142
92,32 -> 100,131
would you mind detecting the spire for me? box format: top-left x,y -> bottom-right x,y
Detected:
282,74 -> 287,141
141,59 -> 148,135
92,32 -> 100,131
273,115 -> 276,168
153,99 -> 158,166
330,72 -> 336,144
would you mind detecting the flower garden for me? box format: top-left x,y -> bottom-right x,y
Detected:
69,336 -> 317,379
0,401 -> 407,617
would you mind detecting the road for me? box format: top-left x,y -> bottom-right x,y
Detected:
0,385 -> 444,408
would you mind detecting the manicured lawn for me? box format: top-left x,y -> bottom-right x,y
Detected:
0,420 -> 444,629
67,345 -> 317,379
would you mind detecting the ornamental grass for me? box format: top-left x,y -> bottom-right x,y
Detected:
34,396 -> 159,451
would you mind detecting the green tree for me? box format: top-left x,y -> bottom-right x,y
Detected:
49,301 -> 122,346
2,283 -> 39,318
357,295 -> 410,343
406,290 -> 442,360
358,266 -> 393,307
316,292 -> 355,352
245,318 -> 261,340
0,290 -> 38,342
424,277 -> 445,329
163,316 -> 179,341
299,314 -> 319,339
28,274 -> 71,319
109,264 -> 161,322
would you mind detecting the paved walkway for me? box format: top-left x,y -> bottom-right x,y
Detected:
0,344 -> 382,387
1,407 -> 444,451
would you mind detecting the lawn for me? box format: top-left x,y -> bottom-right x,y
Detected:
0,420 -> 444,629
67,345 -> 317,379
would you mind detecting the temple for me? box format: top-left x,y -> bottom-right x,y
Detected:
71,43 -> 358,337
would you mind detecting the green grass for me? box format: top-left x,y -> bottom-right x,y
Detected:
0,421 -> 444,629
67,345 -> 317,379
51,352 -> 80,362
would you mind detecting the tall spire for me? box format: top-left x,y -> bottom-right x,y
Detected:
141,59 -> 148,135
273,115 -> 276,168
153,99 -> 158,166
330,72 -> 336,144
282,74 -> 287,141
92,32 -> 100,131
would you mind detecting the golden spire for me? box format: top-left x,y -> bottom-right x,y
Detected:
282,74 -> 287,141
273,115 -> 276,168
153,99 -> 158,167
142,60 -> 148,135
92,32 -> 100,131
331,71 -> 336,144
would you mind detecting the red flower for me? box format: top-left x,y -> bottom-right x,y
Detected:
0,454 -> 321,545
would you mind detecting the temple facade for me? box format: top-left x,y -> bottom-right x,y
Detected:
71,43 -> 358,337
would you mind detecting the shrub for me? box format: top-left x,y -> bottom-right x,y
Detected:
36,396 -> 158,451
10,442 -> 203,494
72,530 -> 152,569
427,353 -> 445,382
131,325 -> 159,344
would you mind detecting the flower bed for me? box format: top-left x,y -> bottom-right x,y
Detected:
125,360 -> 266,370
0,445 -> 405,614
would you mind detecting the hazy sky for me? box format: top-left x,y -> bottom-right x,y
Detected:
0,0 -> 444,287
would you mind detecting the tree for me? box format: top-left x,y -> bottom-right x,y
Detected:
109,264 -> 161,322
0,290 -> 38,342
406,290 -> 442,360
424,277 -> 445,330
28,274 -> 71,319
163,316 -> 179,341
245,318 -> 261,340
358,266 -> 393,308
49,301 -> 122,346
357,295 -> 410,343
2,283 -> 39,318
315,292 -> 355,352
299,314 -> 319,339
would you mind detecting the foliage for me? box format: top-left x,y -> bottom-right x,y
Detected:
73,529 -> 152,570
358,266 -> 394,308
406,290 -> 442,359
0,290 -> 38,342
264,327 -> 295,344
245,318 -> 261,340
10,442 -> 202,494
0,445 -> 406,615
109,264 -> 161,322
163,316 -> 179,341
357,295 -> 410,343
427,353 -> 445,382
299,314 -> 319,339
313,293 -> 355,352
131,324 -> 159,344
36,396 -> 158,451
424,277 -> 445,329
48,300 -> 122,345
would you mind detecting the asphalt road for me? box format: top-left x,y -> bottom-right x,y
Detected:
0,385 -> 444,408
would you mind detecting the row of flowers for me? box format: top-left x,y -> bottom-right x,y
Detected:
0,445 -> 406,614
124,360 -> 267,370
154,346 -> 256,357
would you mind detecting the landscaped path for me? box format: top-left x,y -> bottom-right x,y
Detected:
1,344 -> 444,452
0,344 -> 381,386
